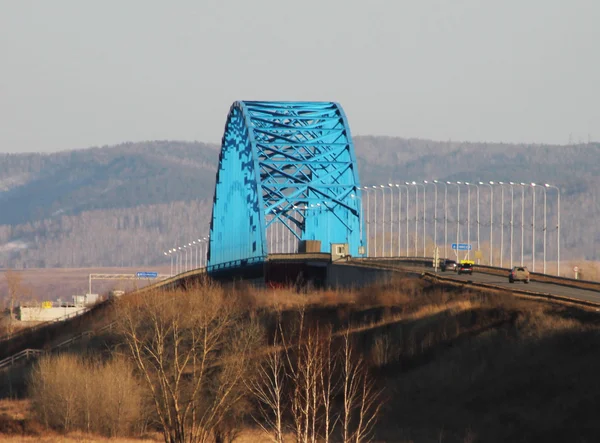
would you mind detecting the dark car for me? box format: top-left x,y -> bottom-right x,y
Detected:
440,259 -> 458,272
457,263 -> 473,275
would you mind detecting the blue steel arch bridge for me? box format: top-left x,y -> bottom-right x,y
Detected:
208,101 -> 365,269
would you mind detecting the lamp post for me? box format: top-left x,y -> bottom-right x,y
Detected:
394,184 -> 402,256
498,182 -> 506,268
398,184 -> 410,257
177,246 -> 183,274
164,251 -> 173,277
405,182 -> 415,256
479,182 -> 493,265
410,181 -> 426,256
184,245 -> 188,272
408,182 -> 424,256
362,187 -> 371,257
463,182 -> 471,260
541,184 -> 547,274
372,185 -> 379,257
429,180 -> 439,252
388,184 -> 395,257
531,183 -> 537,272
447,182 -> 460,258
378,185 -> 386,257
545,184 -> 560,276
520,183 -> 526,266
201,236 -> 209,267
191,241 -> 197,268
465,183 -> 480,261
438,180 -> 448,258
508,182 -> 516,269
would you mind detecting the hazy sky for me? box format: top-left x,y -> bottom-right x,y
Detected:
1,0 -> 598,153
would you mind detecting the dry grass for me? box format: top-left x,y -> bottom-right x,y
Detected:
0,433 -> 162,442
0,266 -> 169,305
0,398 -> 30,420
4,275 -> 600,442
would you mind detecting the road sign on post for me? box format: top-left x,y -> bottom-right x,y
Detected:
451,243 -> 472,251
136,271 -> 158,279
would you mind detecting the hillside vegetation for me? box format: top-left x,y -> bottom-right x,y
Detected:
2,278 -> 600,442
0,138 -> 598,270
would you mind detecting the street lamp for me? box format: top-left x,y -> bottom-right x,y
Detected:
520,183 -> 526,266
201,236 -> 209,267
497,182 -> 506,268
397,184 -> 410,257
531,183 -> 537,272
408,182 -> 425,256
372,185 -> 379,257
362,187 -> 372,257
177,246 -> 183,274
545,184 -> 561,276
447,182 -> 460,258
479,182 -> 493,265
425,180 -> 438,254
378,185 -> 386,257
164,250 -> 173,277
465,183 -> 480,262
541,184 -> 547,274
462,182 -> 471,260
393,184 -> 402,257
410,181 -> 426,256
508,182 -> 516,269
436,180 -> 448,258
388,184 -> 395,257
183,244 -> 188,272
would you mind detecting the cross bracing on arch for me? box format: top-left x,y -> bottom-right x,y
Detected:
208,101 -> 365,268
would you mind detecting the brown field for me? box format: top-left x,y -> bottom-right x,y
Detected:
0,266 -> 171,303
2,275 -> 600,442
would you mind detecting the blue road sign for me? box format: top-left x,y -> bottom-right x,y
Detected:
451,243 -> 472,251
136,271 -> 158,278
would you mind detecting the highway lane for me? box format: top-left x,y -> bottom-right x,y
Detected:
375,263 -> 600,306
439,269 -> 600,304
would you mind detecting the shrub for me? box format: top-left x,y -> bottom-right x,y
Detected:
28,353 -> 142,437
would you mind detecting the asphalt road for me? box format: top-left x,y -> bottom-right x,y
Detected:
399,265 -> 600,305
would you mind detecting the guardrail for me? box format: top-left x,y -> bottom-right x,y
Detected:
0,306 -> 92,344
0,348 -> 44,370
0,321 -> 117,371
347,259 -> 600,310
353,257 -> 600,293
3,254 -> 597,368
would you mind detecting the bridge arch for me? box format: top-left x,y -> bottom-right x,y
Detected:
208,101 -> 364,268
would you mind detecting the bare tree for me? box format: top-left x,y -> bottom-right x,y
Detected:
115,284 -> 261,443
28,353 -> 143,436
279,314 -> 339,443
4,269 -> 25,337
319,328 -> 339,443
341,329 -> 382,443
246,321 -> 286,443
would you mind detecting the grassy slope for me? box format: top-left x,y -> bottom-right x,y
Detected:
2,277 -> 600,442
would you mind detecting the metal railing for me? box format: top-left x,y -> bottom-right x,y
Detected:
352,256 -> 600,292
0,321 -> 117,371
0,306 -> 92,344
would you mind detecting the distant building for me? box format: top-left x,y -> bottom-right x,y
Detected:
18,294 -> 100,322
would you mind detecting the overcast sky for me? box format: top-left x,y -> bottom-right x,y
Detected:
1,0 -> 598,153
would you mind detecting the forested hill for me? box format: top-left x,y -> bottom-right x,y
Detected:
0,138 -> 598,269
0,141 -> 219,226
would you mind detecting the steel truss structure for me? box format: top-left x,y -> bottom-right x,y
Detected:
208,101 -> 364,267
